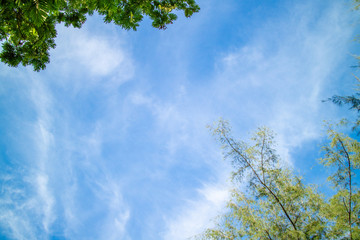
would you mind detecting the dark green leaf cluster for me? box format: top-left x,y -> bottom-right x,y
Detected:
0,0 -> 200,71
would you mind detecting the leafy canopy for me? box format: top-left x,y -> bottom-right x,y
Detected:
0,0 -> 200,71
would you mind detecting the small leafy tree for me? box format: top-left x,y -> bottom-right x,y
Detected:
199,120 -> 328,240
0,0 -> 200,71
198,120 -> 360,240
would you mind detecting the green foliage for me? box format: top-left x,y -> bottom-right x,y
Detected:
0,0 -> 200,71
198,120 -> 360,240
320,125 -> 360,239
199,120 -> 328,240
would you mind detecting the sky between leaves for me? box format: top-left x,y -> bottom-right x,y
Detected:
1,0 -> 360,239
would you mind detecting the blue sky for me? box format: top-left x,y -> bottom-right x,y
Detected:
1,0 -> 360,239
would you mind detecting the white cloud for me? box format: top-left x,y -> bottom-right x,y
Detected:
162,182 -> 231,240
30,78 -> 57,234
0,173 -> 38,240
52,25 -> 135,89
74,36 -> 124,76
0,209 -> 36,240
72,32 -> 134,85
93,176 -> 131,240
129,92 -> 192,155
36,174 -> 55,232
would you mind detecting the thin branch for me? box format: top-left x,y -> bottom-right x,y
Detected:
260,136 -> 266,184
337,137 -> 353,240
294,214 -> 301,225
342,197 -> 350,214
264,230 -> 273,240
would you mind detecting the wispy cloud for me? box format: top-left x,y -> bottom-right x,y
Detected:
0,173 -> 37,240
0,76 -> 56,239
35,174 -> 55,233
93,176 -> 131,240
162,182 -> 231,240
30,77 -> 56,236
50,23 -> 135,90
